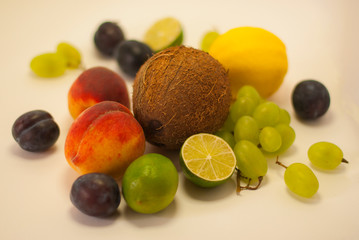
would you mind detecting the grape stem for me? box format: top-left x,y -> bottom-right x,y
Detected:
236,169 -> 263,195
275,156 -> 287,169
342,158 -> 349,164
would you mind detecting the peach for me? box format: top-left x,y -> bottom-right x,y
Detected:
68,66 -> 130,119
65,101 -> 146,179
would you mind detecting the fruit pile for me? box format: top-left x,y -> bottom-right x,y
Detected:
11,17 -> 349,219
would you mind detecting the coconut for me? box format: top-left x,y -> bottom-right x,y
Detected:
132,46 -> 231,150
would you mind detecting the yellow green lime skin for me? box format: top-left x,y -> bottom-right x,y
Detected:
122,153 -> 178,214
144,17 -> 183,52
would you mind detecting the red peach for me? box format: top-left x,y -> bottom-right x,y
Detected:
65,101 -> 145,179
68,66 -> 130,119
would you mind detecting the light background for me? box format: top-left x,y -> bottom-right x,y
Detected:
1,0 -> 359,239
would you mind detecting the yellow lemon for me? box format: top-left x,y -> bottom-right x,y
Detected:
209,27 -> 288,99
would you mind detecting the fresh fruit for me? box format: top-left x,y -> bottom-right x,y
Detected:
12,110 -> 60,152
122,153 -> 178,214
229,95 -> 257,123
252,101 -> 280,128
262,124 -> 296,157
64,101 -> 146,179
233,116 -> 259,144
30,53 -> 67,78
259,126 -> 282,152
234,140 -> 268,181
68,66 -> 130,119
308,142 -> 348,170
56,42 -> 82,68
70,173 -> 121,217
292,79 -> 330,120
143,17 -> 183,52
132,46 -> 231,150
179,133 -> 236,188
94,22 -> 125,56
200,30 -> 220,52
214,130 -> 236,149
115,40 -> 153,77
209,26 -> 288,99
280,162 -> 319,198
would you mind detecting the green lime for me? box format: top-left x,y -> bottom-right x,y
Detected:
144,17 -> 183,52
180,133 -> 236,188
122,153 -> 178,214
200,30 -> 220,52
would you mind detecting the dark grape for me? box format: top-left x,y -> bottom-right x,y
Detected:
115,40 -> 154,77
12,110 -> 60,152
94,22 -> 125,56
292,80 -> 330,120
70,173 -> 121,217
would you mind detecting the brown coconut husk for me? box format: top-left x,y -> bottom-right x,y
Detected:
132,46 -> 231,150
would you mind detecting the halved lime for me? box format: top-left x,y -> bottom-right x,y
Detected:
180,133 -> 237,188
144,17 -> 183,52
200,30 -> 220,52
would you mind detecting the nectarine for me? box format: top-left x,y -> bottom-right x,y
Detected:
65,101 -> 145,179
68,66 -> 130,119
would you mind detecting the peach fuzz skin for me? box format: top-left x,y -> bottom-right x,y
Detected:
65,101 -> 145,179
68,66 -> 130,119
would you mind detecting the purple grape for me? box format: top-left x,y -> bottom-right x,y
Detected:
70,173 -> 121,217
94,22 -> 125,56
292,80 -> 330,120
12,110 -> 60,152
115,40 -> 153,77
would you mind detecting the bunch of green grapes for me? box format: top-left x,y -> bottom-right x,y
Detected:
30,42 -> 82,78
216,85 -> 349,199
215,85 -> 295,193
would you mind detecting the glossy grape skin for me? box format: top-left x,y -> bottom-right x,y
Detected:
115,40 -> 154,77
234,116 -> 260,145
12,110 -> 60,152
30,53 -> 67,78
234,140 -> 268,179
70,173 -> 121,217
94,22 -> 125,56
252,101 -> 280,128
284,163 -> 319,198
292,80 -> 330,120
308,142 -> 344,170
259,126 -> 282,152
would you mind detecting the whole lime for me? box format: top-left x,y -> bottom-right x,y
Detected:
122,153 -> 179,214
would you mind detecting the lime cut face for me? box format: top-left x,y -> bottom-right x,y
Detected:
180,133 -> 236,187
144,17 -> 183,52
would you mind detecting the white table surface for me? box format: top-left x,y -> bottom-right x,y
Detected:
1,0 -> 359,239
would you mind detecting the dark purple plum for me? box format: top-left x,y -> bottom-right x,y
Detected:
94,22 -> 125,56
12,110 -> 60,152
70,173 -> 121,217
115,40 -> 153,77
292,80 -> 330,120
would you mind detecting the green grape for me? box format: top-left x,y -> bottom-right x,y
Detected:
262,124 -> 296,157
230,96 -> 257,123
56,42 -> 82,68
200,31 -> 220,52
236,85 -> 261,106
214,130 -> 235,149
219,114 -> 235,132
234,140 -> 268,180
259,126 -> 282,152
278,108 -> 291,125
30,53 -> 67,78
308,142 -> 347,170
233,116 -> 259,145
284,163 -> 319,198
252,101 -> 280,128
